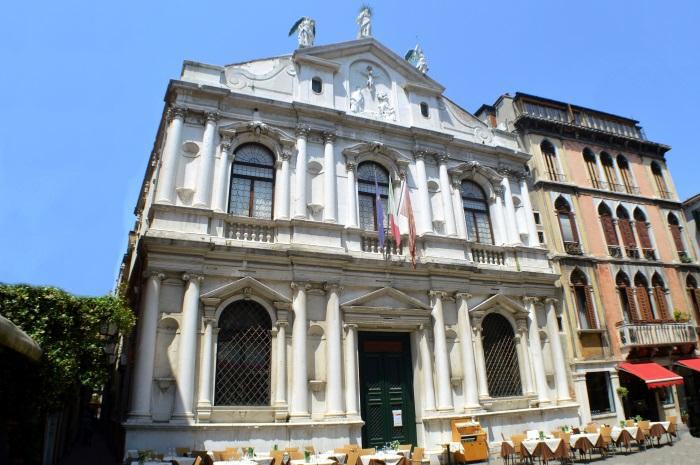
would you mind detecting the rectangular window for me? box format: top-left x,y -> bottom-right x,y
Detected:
533,211 -> 541,225
660,386 -> 675,406
585,371 -> 615,415
538,231 -> 545,244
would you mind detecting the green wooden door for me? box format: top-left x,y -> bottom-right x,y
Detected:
359,333 -> 416,448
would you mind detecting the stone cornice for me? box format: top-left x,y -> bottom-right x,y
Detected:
531,178 -> 681,207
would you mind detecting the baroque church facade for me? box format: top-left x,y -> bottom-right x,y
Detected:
120,29 -> 579,452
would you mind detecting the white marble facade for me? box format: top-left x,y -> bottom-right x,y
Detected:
122,37 -> 579,454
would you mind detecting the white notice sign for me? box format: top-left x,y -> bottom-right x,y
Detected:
392,409 -> 403,427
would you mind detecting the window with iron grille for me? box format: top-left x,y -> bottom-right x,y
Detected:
228,143 -> 275,219
357,161 -> 389,231
461,181 -> 493,244
482,313 -> 522,397
215,300 -> 272,406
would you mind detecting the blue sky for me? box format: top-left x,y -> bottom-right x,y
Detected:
1,1 -> 698,296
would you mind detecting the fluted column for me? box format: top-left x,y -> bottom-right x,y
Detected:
515,320 -> 535,395
473,324 -> 490,399
519,175 -> 539,247
414,151 -> 433,234
545,298 -> 571,401
325,283 -> 344,417
193,112 -> 220,208
212,139 -> 234,213
345,161 -> 358,228
437,155 -> 457,236
451,177 -> 467,239
196,317 -> 216,411
294,127 -> 309,219
418,325 -> 437,412
344,323 -> 359,417
290,282 -> 310,419
275,320 -> 288,406
455,293 -> 479,411
429,291 -> 453,410
129,272 -> 164,419
277,151 -> 292,219
501,176 -> 520,244
172,273 -> 203,421
322,132 -> 338,223
155,107 -> 186,204
524,297 -> 549,404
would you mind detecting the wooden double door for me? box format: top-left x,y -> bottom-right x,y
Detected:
358,332 -> 417,448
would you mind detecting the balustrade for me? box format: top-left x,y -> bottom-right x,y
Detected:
224,219 -> 275,243
360,232 -> 403,256
617,321 -> 697,348
469,244 -> 506,266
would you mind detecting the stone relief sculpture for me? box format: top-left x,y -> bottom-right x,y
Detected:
356,5 -> 372,38
348,61 -> 395,121
377,92 -> 395,121
350,87 -> 365,113
405,44 -> 428,74
288,16 -> 315,48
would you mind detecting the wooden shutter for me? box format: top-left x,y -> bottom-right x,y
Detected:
618,219 -> 636,248
670,224 -> 685,253
584,285 -> 597,329
600,215 -> 619,245
636,286 -> 654,321
624,287 -> 639,321
635,221 -> 652,249
653,287 -> 670,320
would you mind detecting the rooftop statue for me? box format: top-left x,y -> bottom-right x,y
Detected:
405,44 -> 428,74
356,5 -> 372,38
288,16 -> 315,48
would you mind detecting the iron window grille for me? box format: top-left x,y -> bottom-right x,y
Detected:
482,313 -> 522,398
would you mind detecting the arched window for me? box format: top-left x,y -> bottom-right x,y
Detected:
600,152 -> 618,190
311,77 -> 322,94
215,300 -> 272,406
651,273 -> 670,320
633,208 -> 655,259
634,273 -> 654,321
461,181 -> 493,244
357,161 -> 389,231
583,149 -> 601,188
555,197 -> 581,254
598,203 -> 620,257
616,206 -> 639,258
687,275 -> 700,322
482,313 -> 522,397
228,143 -> 275,219
651,162 -> 670,198
541,140 -> 560,181
571,269 -> 597,329
616,272 -> 638,322
668,213 -> 687,260
420,102 -> 429,118
617,155 -> 636,194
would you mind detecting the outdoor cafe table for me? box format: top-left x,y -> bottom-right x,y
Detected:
359,453 -> 404,465
290,459 -> 337,465
503,438 -> 564,462
569,433 -> 602,448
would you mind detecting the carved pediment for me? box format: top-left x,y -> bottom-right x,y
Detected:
218,121 -> 295,147
200,276 -> 291,307
470,294 -> 529,323
341,287 -> 430,311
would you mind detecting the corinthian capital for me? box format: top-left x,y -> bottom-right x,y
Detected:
182,273 -> 204,282
295,125 -> 310,138
167,106 -> 187,122
429,290 -> 448,300
522,296 -> 540,305
205,112 -> 221,124
544,297 -> 559,306
323,282 -> 343,294
455,292 -> 472,301
291,281 -> 312,291
322,131 -> 336,144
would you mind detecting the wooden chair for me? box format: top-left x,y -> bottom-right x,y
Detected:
193,457 -> 202,465
289,451 -> 305,461
175,448 -> 190,457
224,448 -> 241,460
397,445 -> 412,457
599,426 -> 615,456
667,416 -> 678,443
410,447 -> 424,465
638,420 -> 652,448
285,447 -> 300,453
510,434 -> 528,464
625,419 -> 635,427
584,423 -> 598,433
500,440 -> 517,465
271,450 -> 284,465
359,448 -> 376,456
346,450 -> 360,465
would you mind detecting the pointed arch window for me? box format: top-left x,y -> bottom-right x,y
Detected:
687,275 -> 700,323
215,300 -> 272,406
633,208 -> 655,260
555,197 -> 581,254
482,313 -> 522,397
598,203 -> 620,257
617,155 -> 638,194
600,152 -> 619,191
571,269 -> 597,329
584,149 -> 602,188
461,181 -> 493,244
651,162 -> 671,199
357,161 -> 390,231
541,140 -> 562,181
634,273 -> 654,321
616,272 -> 638,323
668,213 -> 688,261
651,273 -> 670,320
228,143 -> 275,219
616,206 -> 639,259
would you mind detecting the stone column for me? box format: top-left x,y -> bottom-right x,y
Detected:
501,176 -> 520,244
193,112 -> 220,208
519,175 -> 540,247
212,139 -> 234,213
437,155 -> 457,236
172,273 -> 203,421
325,283 -> 344,417
545,298 -> 571,401
275,320 -> 288,406
290,282 -> 310,419
129,272 -> 164,419
429,291 -> 453,410
573,372 -> 592,425
609,371 -> 626,422
322,132 -> 338,223
491,188 -> 506,245
418,325 -> 437,412
155,107 -> 186,204
516,320 -> 535,395
345,161 -> 358,228
196,317 -> 216,413
294,127 -> 309,219
455,293 -> 480,411
344,323 -> 360,417
451,177 -> 468,239
473,324 -> 490,399
277,151 -> 292,219
523,297 -> 549,403
414,151 -> 433,234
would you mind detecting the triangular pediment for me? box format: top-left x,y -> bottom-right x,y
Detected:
470,294 -> 527,316
341,286 -> 430,311
200,276 -> 291,305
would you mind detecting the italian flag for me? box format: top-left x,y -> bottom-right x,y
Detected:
388,177 -> 401,248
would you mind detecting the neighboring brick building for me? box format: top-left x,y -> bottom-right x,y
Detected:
478,93 -> 699,425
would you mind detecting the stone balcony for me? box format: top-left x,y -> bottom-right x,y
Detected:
617,320 -> 697,353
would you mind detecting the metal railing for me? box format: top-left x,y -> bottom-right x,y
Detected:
608,245 -> 622,258
564,241 -> 583,255
617,321 -> 697,348
625,246 -> 640,259
642,248 -> 657,260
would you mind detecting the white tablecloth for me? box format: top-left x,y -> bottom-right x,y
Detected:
610,426 -> 639,442
520,438 -> 563,456
650,421 -> 670,431
216,459 -> 272,465
359,454 -> 404,465
569,433 -> 600,448
289,459 -> 335,465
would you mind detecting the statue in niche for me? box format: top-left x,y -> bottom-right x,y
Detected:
405,44 -> 429,74
356,5 -> 372,38
288,17 -> 315,48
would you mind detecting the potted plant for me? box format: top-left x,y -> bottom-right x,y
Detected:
616,386 -> 629,399
635,415 -> 643,423
682,409 -> 689,424
673,310 -> 689,322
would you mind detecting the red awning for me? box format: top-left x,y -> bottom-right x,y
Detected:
619,362 -> 684,389
676,358 -> 700,373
